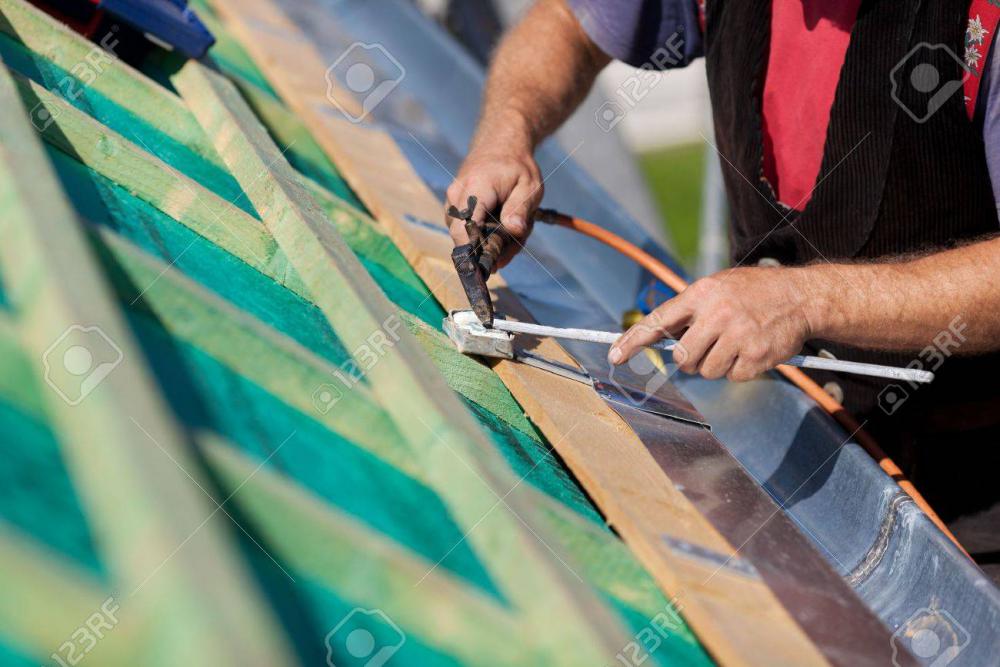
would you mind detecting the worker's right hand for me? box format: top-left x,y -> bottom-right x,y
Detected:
445,146 -> 543,269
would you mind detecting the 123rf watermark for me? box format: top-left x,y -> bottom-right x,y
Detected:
49,596 -> 120,667
325,607 -> 405,667
878,315 -> 967,415
29,28 -> 119,133
312,315 -> 404,414
595,32 -> 685,132
325,42 -> 406,123
42,325 -> 123,406
608,595 -> 686,666
890,607 -> 970,667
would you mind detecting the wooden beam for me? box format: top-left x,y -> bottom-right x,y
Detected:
0,70 -> 661,626
170,56 -> 631,664
7,72 -> 305,294
0,0 -> 224,170
199,434 -> 536,666
92,224 -> 419,479
207,2 -> 832,664
0,524 -> 137,664
0,60 -> 296,666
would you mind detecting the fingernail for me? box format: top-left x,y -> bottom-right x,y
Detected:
507,216 -> 525,233
608,347 -> 622,365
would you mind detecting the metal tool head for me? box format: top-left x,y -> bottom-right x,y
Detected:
443,310 -> 513,359
448,195 -> 496,325
451,243 -> 494,325
446,195 -> 478,224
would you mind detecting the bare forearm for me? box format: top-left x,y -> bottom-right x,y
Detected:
470,0 -> 609,155
801,236 -> 1000,352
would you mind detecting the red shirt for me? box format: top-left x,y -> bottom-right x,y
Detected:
761,0 -> 862,210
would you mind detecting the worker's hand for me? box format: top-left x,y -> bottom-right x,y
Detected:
609,267 -> 820,382
445,145 -> 542,269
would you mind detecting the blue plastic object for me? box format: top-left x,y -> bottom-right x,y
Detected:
98,0 -> 214,58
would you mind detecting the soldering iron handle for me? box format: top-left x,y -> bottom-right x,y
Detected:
478,226 -> 508,276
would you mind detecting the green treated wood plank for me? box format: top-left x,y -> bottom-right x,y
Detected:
0,61 -> 295,667
200,434 -> 533,666
9,64 -> 426,322
171,58 -> 631,663
9,70 -> 303,294
92,225 -> 417,478
1,0 -> 364,220
0,523 -> 135,665
0,0 -> 223,170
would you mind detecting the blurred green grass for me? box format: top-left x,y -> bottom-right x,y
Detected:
638,142 -> 706,267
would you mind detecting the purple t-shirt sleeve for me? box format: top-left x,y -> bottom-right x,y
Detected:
978,42 -> 1000,218
567,0 -> 704,68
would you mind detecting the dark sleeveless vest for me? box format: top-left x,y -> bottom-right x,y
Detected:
704,0 -> 1000,518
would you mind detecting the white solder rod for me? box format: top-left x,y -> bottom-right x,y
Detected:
489,317 -> 934,384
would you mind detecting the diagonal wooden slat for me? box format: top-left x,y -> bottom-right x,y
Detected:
0,0 -> 224,170
0,60 -> 296,667
199,434 -> 535,666
0,524 -> 134,664
169,56 -> 632,664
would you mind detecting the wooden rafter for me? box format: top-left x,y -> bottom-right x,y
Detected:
0,60 -> 296,665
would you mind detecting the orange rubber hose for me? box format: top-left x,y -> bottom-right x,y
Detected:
540,210 -> 967,554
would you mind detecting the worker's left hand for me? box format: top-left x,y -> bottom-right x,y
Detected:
609,267 -> 819,382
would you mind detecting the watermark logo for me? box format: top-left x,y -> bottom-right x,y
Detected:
325,608 -> 405,667
313,315 -> 403,415
312,383 -> 345,414
877,315 -> 966,415
891,607 -> 969,667
50,596 -> 120,667
890,43 -> 970,123
325,43 -> 406,123
42,325 -> 123,406
594,100 -> 627,132
29,102 -> 61,132
877,384 -> 909,416
607,322 -> 686,408
595,33 -> 684,133
609,596 -> 686,666
29,29 -> 118,135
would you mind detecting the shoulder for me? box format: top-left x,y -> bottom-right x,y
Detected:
567,0 -> 704,68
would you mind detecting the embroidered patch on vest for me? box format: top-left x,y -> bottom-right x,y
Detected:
964,0 -> 1000,119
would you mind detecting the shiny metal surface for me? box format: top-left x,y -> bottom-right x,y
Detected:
599,389 -> 917,667
282,2 -> 1000,664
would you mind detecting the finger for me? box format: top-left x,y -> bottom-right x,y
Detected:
675,321 -> 722,375
445,180 -> 471,244
445,199 -> 470,245
495,181 -> 541,268
698,334 -> 739,380
727,355 -> 765,383
445,181 -> 502,245
609,295 -> 694,365
470,185 -> 501,225
501,179 -> 543,238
